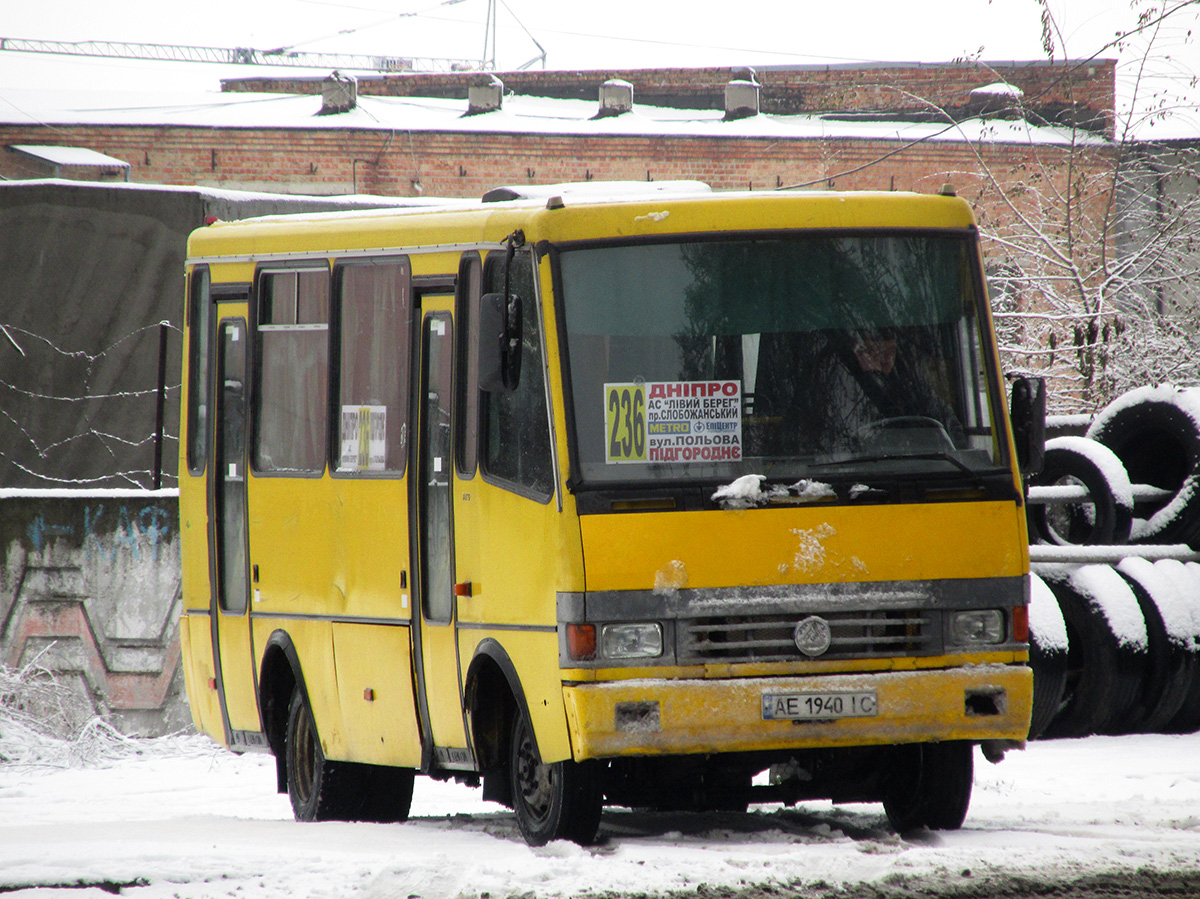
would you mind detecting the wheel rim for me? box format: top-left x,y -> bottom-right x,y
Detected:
514,718 -> 555,826
291,703 -> 317,806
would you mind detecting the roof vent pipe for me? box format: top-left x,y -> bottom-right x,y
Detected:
724,78 -> 760,121
465,74 -> 504,115
318,71 -> 357,115
596,79 -> 634,118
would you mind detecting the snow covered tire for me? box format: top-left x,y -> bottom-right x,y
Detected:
1039,566 -> 1148,738
1088,387 -> 1200,548
1150,560 -> 1200,733
1028,436 -> 1132,546
1114,558 -> 1199,733
1027,573 -> 1069,740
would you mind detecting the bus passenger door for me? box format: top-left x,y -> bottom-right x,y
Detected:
412,304 -> 470,766
210,317 -> 261,746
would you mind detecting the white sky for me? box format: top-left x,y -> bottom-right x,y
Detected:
1,0 -> 1198,134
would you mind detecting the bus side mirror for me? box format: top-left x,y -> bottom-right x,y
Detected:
478,291 -> 523,392
1009,376 -> 1046,478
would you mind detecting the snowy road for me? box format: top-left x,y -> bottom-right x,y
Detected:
2,733 -> 1200,898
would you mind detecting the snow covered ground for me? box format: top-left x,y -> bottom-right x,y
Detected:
2,731 -> 1200,898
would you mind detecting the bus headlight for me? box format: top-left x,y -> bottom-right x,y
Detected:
949,610 -> 1005,645
601,622 -> 663,659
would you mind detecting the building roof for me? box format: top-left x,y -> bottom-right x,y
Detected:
8,144 -> 131,168
0,85 -> 1111,147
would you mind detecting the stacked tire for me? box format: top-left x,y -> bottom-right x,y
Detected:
1028,436 -> 1133,546
1027,573 -> 1068,739
1025,386 -> 1200,737
1086,385 -> 1200,549
1027,386 -> 1200,549
1026,561 -> 1200,738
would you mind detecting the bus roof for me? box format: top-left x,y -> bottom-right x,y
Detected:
186,185 -> 979,266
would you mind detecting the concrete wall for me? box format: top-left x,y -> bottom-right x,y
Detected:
0,492 -> 186,737
0,181 -> 414,490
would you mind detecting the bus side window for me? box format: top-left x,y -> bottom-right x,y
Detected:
186,267 -> 212,475
479,252 -> 553,501
455,252 -> 482,478
333,259 -> 412,475
254,268 -> 330,474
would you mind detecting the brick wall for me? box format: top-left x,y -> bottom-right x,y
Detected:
227,60 -> 1116,135
0,121 -> 1117,203
0,62 -> 1121,409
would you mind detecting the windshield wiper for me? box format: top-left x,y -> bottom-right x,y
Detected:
811,451 -> 979,479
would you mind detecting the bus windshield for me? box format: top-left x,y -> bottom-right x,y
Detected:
558,233 -> 1007,489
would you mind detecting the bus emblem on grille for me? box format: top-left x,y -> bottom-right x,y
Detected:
794,616 -> 832,657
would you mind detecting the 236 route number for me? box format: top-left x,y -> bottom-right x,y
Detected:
606,384 -> 646,462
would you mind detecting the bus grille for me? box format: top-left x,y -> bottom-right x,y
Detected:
678,609 -> 938,663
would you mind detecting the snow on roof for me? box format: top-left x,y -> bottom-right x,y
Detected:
0,176 -> 415,206
8,143 -> 129,168
0,85 -> 1111,147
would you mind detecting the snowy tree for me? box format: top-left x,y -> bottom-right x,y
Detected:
978,0 -> 1200,413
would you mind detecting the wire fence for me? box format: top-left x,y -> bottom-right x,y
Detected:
0,321 -> 182,490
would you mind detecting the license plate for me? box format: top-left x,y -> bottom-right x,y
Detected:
761,690 -> 878,721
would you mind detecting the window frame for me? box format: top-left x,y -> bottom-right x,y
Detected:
454,252 -> 482,479
250,262 -> 332,479
329,256 -> 415,480
550,227 -> 1014,494
417,310 -> 457,624
477,249 -> 556,504
185,266 -> 213,476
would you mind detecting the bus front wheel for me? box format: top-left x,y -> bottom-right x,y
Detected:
882,741 -> 973,832
509,709 -> 603,846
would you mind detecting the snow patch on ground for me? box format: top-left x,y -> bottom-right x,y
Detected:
3,731 -> 1200,897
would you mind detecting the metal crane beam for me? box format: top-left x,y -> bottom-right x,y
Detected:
0,36 -> 481,74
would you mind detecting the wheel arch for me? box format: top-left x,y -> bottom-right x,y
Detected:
258,629 -> 307,793
464,638 -> 528,774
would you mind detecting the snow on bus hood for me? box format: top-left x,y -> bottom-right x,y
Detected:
711,475 -> 837,509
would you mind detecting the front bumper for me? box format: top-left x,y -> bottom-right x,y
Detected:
562,664 -> 1032,760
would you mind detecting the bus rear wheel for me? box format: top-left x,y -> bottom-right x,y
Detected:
286,685 -> 352,821
882,741 -> 973,832
509,709 -> 603,846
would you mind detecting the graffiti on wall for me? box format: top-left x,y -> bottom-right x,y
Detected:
0,495 -> 189,737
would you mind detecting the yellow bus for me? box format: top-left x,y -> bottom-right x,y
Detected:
178,183 -> 1037,845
